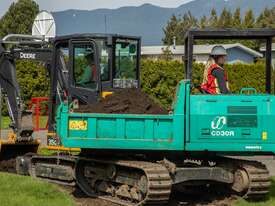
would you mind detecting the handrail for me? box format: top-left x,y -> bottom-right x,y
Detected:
2,34 -> 44,41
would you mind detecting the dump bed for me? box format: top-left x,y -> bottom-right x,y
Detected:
57,79 -> 275,154
57,81 -> 188,151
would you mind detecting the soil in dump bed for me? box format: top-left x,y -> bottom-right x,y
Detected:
75,89 -> 168,114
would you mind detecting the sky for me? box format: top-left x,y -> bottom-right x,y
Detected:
0,0 -> 193,17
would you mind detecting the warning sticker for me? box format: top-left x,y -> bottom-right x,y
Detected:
69,120 -> 88,130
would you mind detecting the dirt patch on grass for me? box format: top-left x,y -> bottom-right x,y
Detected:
63,186 -> 118,206
75,89 -> 167,114
169,194 -> 237,206
63,185 -> 237,206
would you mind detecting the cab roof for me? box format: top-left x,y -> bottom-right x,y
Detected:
53,33 -> 141,43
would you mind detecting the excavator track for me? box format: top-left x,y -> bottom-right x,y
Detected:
76,158 -> 172,206
28,155 -> 76,186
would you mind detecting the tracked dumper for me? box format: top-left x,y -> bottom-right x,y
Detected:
51,79 -> 271,205
10,29 -> 275,205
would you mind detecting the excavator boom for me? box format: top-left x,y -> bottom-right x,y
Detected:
0,35 -> 51,158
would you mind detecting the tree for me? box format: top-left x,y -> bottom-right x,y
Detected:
257,7 -> 275,28
0,0 -> 39,37
233,7 -> 242,28
162,12 -> 197,45
200,15 -> 208,28
209,9 -> 218,27
181,11 -> 198,31
217,8 -> 233,28
162,15 -> 180,45
243,9 -> 255,28
160,47 -> 173,61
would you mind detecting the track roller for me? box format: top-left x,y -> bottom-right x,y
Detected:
231,160 -> 271,200
76,158 -> 172,206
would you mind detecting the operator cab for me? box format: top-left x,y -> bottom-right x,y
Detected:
48,34 -> 141,132
51,34 -> 140,102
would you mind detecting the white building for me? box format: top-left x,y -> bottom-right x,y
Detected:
141,43 -> 263,64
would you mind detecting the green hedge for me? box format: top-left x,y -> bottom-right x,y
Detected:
141,59 -> 269,108
1,61 -> 49,116
16,60 -> 49,102
10,59 -> 270,112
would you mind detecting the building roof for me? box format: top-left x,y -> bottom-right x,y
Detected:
260,43 -> 275,52
141,43 -> 263,58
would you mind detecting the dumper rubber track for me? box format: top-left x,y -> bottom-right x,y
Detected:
179,157 -> 271,200
235,160 -> 271,199
76,158 -> 172,206
215,157 -> 271,200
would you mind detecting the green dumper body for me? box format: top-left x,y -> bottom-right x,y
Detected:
57,80 -> 275,155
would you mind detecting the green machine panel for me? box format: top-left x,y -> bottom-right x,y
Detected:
187,93 -> 275,153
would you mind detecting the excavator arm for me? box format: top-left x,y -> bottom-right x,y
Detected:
0,35 -> 52,141
0,44 -> 29,139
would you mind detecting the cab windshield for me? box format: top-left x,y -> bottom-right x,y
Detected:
114,39 -> 139,88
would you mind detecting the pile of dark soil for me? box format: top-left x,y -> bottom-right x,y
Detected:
75,89 -> 168,114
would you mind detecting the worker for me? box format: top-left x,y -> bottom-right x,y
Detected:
200,45 -> 230,94
77,52 -> 97,89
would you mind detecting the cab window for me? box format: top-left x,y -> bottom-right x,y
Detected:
73,44 -> 97,90
115,39 -> 138,80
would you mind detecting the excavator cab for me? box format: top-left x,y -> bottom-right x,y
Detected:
46,34 -> 141,147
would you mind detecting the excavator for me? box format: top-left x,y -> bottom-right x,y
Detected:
0,34 -> 47,158
0,33 -> 140,159
1,28 -> 275,206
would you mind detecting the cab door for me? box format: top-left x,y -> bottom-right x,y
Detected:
68,39 -> 101,104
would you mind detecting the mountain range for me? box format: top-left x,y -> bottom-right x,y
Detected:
52,0 -> 275,45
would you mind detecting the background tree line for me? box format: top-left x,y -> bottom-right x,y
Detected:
163,7 -> 275,49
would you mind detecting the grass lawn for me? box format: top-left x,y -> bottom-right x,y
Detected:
38,147 -> 58,156
38,147 -> 80,156
0,172 -> 75,206
0,116 -> 12,129
234,178 -> 275,206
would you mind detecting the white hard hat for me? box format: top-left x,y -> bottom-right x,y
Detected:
210,45 -> 227,56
